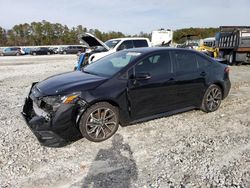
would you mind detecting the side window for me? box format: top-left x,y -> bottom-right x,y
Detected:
117,40 -> 133,51
135,52 -> 171,78
174,51 -> 198,72
133,40 -> 148,47
196,54 -> 212,68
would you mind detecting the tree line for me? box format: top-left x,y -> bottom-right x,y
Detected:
0,20 -> 219,46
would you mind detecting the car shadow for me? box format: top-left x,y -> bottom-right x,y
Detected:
80,134 -> 138,188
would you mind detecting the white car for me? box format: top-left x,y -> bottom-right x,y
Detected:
80,33 -> 151,63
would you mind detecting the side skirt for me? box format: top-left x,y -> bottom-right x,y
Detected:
128,106 -> 196,125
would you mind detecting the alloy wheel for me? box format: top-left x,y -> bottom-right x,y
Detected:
206,87 -> 222,111
86,108 -> 117,140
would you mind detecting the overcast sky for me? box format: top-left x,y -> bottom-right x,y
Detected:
0,0 -> 250,34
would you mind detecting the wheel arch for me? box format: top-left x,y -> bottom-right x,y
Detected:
86,98 -> 129,126
88,98 -> 120,109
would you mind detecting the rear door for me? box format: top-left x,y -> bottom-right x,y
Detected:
171,50 -> 207,107
127,51 -> 177,119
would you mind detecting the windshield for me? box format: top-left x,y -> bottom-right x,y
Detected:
83,51 -> 142,77
105,40 -> 121,48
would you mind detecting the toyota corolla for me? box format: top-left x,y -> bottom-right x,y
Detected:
22,48 -> 231,147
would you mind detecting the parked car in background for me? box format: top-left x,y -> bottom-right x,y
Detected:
78,33 -> 151,66
22,48 -> 32,55
22,48 -> 231,146
30,47 -> 54,55
49,47 -> 58,54
0,47 -> 24,56
58,45 -> 85,55
0,48 -> 4,55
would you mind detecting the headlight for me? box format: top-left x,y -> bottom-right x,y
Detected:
42,92 -> 81,111
61,92 -> 81,104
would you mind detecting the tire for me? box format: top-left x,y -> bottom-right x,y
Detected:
63,51 -> 67,55
79,102 -> 119,142
228,52 -> 235,65
201,84 -> 222,113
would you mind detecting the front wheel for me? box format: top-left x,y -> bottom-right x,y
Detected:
79,102 -> 119,142
201,84 -> 222,112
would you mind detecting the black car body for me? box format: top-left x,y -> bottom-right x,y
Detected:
30,47 -> 54,55
59,45 -> 85,54
22,48 -> 231,147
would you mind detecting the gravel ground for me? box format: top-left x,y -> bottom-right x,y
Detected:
0,55 -> 250,188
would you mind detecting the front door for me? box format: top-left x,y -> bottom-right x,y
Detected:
127,51 -> 177,120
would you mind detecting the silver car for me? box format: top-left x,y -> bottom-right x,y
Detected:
0,47 -> 23,56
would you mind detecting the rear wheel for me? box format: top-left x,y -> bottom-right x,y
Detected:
79,102 -> 119,142
201,84 -> 222,112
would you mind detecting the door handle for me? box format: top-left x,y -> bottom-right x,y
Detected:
164,78 -> 175,84
200,72 -> 207,77
168,78 -> 175,82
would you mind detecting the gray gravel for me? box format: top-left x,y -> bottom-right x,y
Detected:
0,55 -> 250,188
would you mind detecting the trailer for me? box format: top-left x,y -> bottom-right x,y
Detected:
216,26 -> 250,65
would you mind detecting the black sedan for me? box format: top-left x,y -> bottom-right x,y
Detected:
22,48 -> 231,147
30,47 -> 54,55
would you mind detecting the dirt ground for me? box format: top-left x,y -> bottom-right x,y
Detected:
0,55 -> 250,188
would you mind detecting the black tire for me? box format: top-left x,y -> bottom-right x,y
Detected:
79,102 -> 119,142
228,51 -> 235,65
201,84 -> 222,113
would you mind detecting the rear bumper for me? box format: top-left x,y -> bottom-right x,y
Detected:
22,94 -> 82,147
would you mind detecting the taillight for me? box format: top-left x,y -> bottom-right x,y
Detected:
224,67 -> 230,73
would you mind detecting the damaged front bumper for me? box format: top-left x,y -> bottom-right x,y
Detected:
21,84 -> 83,147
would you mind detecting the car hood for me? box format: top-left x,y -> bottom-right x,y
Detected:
35,71 -> 108,96
79,33 -> 110,51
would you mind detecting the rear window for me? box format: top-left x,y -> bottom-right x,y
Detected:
196,54 -> 212,68
133,40 -> 148,47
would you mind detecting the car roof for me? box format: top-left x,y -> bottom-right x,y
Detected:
107,38 -> 149,41
124,47 -> 196,53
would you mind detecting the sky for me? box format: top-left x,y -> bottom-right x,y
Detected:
0,0 -> 250,34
